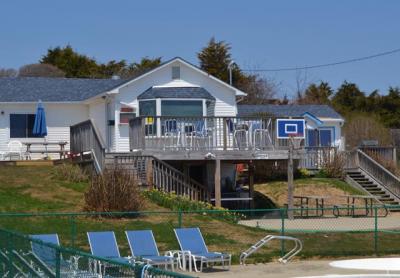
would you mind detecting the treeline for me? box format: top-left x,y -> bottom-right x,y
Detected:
1,38 -> 399,134
298,81 -> 400,129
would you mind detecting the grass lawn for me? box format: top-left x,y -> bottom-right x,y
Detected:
0,166 -> 399,263
254,178 -> 365,208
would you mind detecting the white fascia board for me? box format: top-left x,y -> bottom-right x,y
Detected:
108,57 -> 247,97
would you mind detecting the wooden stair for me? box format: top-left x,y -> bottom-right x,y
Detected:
346,170 -> 400,211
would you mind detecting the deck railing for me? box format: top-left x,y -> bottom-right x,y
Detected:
113,154 -> 209,201
70,119 -> 106,173
356,149 -> 400,200
299,147 -> 338,169
129,116 -> 300,152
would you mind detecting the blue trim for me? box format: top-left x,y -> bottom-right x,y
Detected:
302,112 -> 323,126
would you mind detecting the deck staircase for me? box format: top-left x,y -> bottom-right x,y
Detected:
345,149 -> 400,211
346,170 -> 400,208
107,153 -> 210,201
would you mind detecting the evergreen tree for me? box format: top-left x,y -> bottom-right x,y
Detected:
298,82 -> 333,104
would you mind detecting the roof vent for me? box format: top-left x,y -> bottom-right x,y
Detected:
172,66 -> 180,80
111,75 -> 120,80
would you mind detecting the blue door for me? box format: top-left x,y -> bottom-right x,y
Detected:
307,129 -> 318,147
319,129 -> 332,147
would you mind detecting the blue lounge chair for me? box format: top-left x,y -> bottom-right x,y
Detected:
30,234 -> 94,277
125,230 -> 176,270
174,228 -> 231,272
87,231 -> 132,264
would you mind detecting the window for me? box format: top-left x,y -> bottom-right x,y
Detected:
119,107 -> 135,124
10,114 -> 43,138
172,66 -> 180,80
307,128 -> 332,147
161,100 -> 203,117
139,100 -> 156,116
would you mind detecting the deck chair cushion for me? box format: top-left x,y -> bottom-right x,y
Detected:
30,234 -> 60,266
125,230 -> 159,257
87,231 -> 120,259
174,228 -> 208,255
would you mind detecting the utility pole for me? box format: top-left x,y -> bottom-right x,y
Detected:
228,60 -> 235,86
287,138 -> 294,220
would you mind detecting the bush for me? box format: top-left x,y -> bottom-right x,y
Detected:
320,148 -> 345,178
53,163 -> 88,183
143,189 -> 243,222
84,167 -> 144,213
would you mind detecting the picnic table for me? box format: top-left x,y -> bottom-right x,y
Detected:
23,141 -> 68,159
333,195 -> 388,217
294,195 -> 329,217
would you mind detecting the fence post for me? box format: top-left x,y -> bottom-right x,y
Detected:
280,208 -> 286,257
70,215 -> 76,249
55,248 -> 61,278
374,206 -> 378,255
178,210 -> 182,228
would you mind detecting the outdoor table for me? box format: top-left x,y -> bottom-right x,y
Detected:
332,195 -> 381,217
294,195 -> 330,217
23,141 -> 68,159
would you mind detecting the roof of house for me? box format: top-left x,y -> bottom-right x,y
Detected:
237,104 -> 343,119
0,77 -> 127,102
138,86 -> 215,100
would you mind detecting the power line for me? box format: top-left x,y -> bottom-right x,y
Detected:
242,47 -> 400,72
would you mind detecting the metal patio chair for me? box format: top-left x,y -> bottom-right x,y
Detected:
174,227 -> 231,272
125,230 -> 176,270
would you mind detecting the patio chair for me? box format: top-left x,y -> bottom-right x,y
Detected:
125,230 -> 176,270
5,140 -> 23,160
251,119 -> 273,150
30,234 -> 95,277
189,120 -> 210,150
174,227 -> 231,272
87,231 -> 133,264
164,119 -> 181,150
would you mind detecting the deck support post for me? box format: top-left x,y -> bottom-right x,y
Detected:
248,161 -> 255,209
214,159 -> 221,207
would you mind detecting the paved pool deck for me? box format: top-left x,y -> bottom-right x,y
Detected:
197,260 -> 399,278
239,215 -> 400,232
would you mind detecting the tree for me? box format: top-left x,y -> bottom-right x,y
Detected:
41,45 -> 102,78
238,75 -> 278,104
332,81 -> 365,113
19,63 -> 65,77
198,37 -> 277,104
298,82 -> 333,104
198,37 -> 236,83
120,57 -> 162,79
0,68 -> 18,77
378,87 -> 400,128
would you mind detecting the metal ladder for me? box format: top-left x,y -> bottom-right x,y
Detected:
239,235 -> 302,265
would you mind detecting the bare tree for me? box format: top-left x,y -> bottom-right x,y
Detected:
19,63 -> 65,78
239,74 -> 279,104
0,68 -> 18,77
294,69 -> 309,103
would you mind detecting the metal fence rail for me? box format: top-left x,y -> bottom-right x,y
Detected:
1,205 -> 400,264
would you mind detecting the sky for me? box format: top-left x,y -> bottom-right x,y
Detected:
0,0 -> 399,98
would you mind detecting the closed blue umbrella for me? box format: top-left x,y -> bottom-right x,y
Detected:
33,101 -> 47,137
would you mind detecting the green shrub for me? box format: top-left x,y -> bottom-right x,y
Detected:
143,189 -> 243,222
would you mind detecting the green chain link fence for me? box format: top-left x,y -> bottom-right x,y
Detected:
0,228 -> 195,277
1,205 -> 400,267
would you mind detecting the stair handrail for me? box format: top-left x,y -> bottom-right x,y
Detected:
152,157 -> 209,201
357,149 -> 400,200
239,235 -> 302,265
70,119 -> 106,173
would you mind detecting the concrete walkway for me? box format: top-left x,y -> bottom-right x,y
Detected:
239,215 -> 400,232
197,260 -> 399,278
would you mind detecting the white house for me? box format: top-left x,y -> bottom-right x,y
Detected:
0,57 -> 245,158
0,57 -> 344,160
